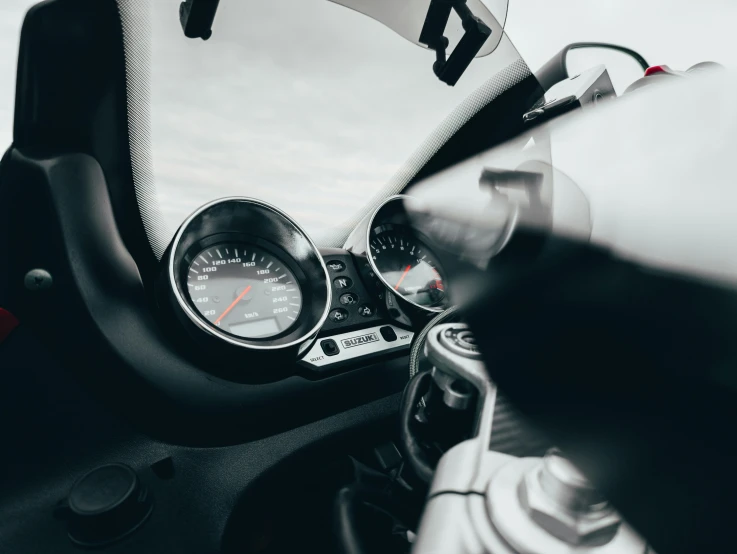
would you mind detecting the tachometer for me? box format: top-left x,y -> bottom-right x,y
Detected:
186,244 -> 302,339
369,225 -> 445,309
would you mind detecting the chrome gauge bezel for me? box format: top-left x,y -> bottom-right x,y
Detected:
167,197 -> 331,352
366,195 -> 447,314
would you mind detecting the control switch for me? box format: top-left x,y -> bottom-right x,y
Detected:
380,326 -> 397,342
321,339 -> 340,356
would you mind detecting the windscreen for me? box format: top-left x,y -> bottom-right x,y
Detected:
118,0 -> 528,257
328,0 -> 508,57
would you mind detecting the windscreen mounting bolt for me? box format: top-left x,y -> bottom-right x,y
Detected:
24,268 -> 53,291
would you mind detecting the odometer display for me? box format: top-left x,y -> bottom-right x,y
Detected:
186,243 -> 302,339
370,226 -> 446,309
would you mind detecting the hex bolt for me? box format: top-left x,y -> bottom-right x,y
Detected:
520,450 -> 622,546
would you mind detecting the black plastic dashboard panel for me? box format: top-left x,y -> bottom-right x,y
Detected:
0,320 -> 401,554
318,249 -> 384,334
0,150 -> 408,446
12,0 -> 160,286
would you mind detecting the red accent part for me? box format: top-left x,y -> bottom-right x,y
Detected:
644,65 -> 674,77
0,308 -> 20,344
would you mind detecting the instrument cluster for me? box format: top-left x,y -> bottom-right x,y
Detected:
185,243 -> 303,340
157,195 -> 450,381
365,197 -> 448,313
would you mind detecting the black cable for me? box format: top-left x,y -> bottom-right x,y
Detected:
398,371 -> 436,484
409,306 -> 460,380
566,42 -> 649,71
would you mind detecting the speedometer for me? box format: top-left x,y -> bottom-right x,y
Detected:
186,243 -> 302,339
369,225 -> 446,309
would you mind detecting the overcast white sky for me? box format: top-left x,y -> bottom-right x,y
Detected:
2,0 -> 737,243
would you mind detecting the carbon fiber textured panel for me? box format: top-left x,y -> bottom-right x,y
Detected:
490,391 -> 551,457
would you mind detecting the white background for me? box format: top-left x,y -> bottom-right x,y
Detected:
1,0 -> 735,241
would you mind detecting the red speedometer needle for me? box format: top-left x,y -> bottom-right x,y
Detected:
394,265 -> 412,291
214,285 -> 252,325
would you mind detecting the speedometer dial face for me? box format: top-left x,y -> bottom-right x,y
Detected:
370,226 -> 446,308
186,244 -> 302,339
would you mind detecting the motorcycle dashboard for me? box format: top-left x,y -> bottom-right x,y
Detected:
157,195 -> 448,384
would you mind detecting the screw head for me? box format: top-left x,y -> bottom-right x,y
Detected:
24,269 -> 53,291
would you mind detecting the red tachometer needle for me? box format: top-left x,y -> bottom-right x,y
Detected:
214,285 -> 252,325
394,265 -> 412,291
